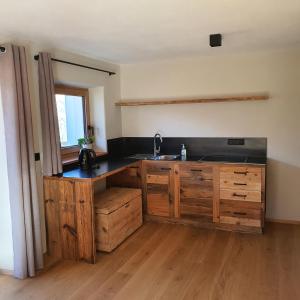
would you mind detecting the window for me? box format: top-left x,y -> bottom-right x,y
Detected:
55,85 -> 90,161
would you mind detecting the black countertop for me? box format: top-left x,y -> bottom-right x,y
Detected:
62,158 -> 136,179
62,155 -> 266,179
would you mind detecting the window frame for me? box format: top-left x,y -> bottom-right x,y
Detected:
55,84 -> 90,158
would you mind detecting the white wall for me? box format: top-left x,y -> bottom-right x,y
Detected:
120,48 -> 300,221
0,88 -> 14,272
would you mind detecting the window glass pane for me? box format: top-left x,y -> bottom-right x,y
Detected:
55,94 -> 85,147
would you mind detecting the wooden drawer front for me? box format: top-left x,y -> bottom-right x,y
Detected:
220,189 -> 261,203
180,165 -> 213,182
147,174 -> 169,185
95,195 -> 142,252
147,184 -> 170,217
220,166 -> 261,190
220,199 -> 261,227
180,198 -> 213,222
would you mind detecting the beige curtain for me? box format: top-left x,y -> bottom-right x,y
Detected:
38,52 -> 62,176
0,44 -> 43,279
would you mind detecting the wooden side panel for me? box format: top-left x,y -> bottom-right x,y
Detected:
44,178 -> 62,261
58,180 -> 78,260
213,166 -> 220,223
75,181 -> 96,263
107,162 -> 142,188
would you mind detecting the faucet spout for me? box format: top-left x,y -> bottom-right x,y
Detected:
153,133 -> 163,157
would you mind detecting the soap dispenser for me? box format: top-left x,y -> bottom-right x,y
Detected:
181,144 -> 187,161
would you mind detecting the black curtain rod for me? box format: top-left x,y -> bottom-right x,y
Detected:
34,54 -> 116,76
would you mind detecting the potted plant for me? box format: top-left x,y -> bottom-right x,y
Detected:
78,135 -> 95,149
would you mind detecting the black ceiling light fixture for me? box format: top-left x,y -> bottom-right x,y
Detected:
210,34 -> 222,47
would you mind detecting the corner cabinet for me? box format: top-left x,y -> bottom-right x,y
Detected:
143,161 -> 265,233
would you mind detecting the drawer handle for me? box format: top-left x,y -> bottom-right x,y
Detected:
233,212 -> 247,216
234,182 -> 247,186
191,169 -> 202,172
79,199 -> 85,204
233,193 -> 247,198
234,171 -> 248,175
160,168 -> 171,171
125,203 -> 130,208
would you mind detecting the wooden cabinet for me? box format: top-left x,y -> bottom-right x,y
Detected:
219,166 -> 264,228
94,187 -> 142,252
143,161 -> 174,217
178,164 -> 214,222
44,178 -> 95,264
142,161 -> 265,233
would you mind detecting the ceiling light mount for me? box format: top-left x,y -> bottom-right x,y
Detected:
210,34 -> 222,47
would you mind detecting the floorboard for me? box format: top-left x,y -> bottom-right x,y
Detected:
0,222 -> 299,300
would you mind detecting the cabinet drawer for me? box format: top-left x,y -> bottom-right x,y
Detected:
180,165 -> 213,181
220,199 -> 261,227
220,189 -> 261,202
220,166 -> 261,190
95,195 -> 142,252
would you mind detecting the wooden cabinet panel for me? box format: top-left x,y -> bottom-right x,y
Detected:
44,178 -> 62,261
179,165 -> 213,222
58,181 -> 78,260
144,162 -> 173,217
75,181 -> 96,263
220,199 -> 262,227
95,194 -> 142,252
220,188 -> 261,203
220,171 -> 261,191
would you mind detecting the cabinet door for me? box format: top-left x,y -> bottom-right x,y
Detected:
75,181 -> 96,263
58,180 -> 78,260
44,178 -> 62,261
179,165 -> 213,222
145,162 -> 173,217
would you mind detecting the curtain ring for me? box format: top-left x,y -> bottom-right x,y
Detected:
0,46 -> 6,53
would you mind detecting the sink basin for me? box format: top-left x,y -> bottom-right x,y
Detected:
127,154 -> 179,161
154,155 -> 179,161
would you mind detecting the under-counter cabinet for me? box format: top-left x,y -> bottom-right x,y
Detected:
143,161 -> 175,217
142,161 -> 265,233
178,164 -> 214,222
219,166 -> 265,228
94,187 -> 142,252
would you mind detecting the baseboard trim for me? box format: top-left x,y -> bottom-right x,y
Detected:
0,268 -> 13,276
266,218 -> 300,225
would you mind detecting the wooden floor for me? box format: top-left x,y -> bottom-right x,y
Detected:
1,222 -> 300,300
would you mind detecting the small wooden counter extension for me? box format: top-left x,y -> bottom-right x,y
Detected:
44,159 -> 142,264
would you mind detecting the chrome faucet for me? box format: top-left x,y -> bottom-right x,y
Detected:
153,133 -> 163,157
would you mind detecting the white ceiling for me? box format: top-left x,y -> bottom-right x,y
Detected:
1,0 -> 300,63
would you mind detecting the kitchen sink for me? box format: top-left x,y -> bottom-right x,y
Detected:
127,154 -> 179,161
154,155 -> 179,161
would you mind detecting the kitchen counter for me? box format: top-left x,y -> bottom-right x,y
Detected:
61,154 -> 266,180
62,158 -> 138,179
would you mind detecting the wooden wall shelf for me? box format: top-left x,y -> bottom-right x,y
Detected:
115,95 -> 269,107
